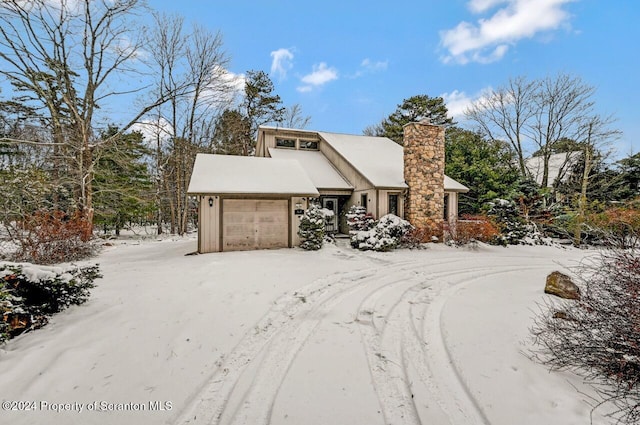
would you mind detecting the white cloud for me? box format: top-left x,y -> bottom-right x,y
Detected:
270,48 -> 294,81
360,58 -> 388,72
441,87 -> 493,119
296,85 -> 313,93
297,62 -> 338,93
199,66 -> 245,106
441,90 -> 474,119
131,117 -> 174,145
440,0 -> 575,64
467,0 -> 508,13
349,58 -> 388,79
217,67 -> 245,93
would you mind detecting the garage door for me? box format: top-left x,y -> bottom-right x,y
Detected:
222,199 -> 289,251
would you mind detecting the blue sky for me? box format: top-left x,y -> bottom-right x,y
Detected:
129,1 -> 640,158
146,0 -> 638,158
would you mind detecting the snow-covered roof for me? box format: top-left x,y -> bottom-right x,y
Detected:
444,175 -> 470,192
187,154 -> 319,196
318,132 -> 408,188
317,131 -> 469,192
525,152 -> 581,188
268,148 -> 353,191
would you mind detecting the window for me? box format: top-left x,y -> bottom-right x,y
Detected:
388,194 -> 399,216
299,140 -> 318,150
361,193 -> 368,210
443,193 -> 450,220
276,138 -> 296,148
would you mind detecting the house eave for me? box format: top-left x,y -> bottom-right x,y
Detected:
188,191 -> 319,197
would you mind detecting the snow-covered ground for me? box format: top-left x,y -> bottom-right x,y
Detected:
0,238 -> 609,425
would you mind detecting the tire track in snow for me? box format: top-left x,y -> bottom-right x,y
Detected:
357,264 -> 551,425
356,266 -> 498,425
179,253 -> 552,425
177,259 -> 420,425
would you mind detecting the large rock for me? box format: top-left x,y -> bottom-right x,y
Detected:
545,271 -> 580,300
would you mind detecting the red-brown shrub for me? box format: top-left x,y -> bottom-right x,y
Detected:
585,205 -> 640,248
402,223 -> 444,245
450,215 -> 501,244
14,210 -> 95,264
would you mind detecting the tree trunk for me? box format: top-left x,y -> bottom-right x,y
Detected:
574,124 -> 593,247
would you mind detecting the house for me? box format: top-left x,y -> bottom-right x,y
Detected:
187,120 -> 469,253
525,151 -> 582,188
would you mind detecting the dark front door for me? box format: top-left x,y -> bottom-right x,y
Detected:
322,197 -> 338,232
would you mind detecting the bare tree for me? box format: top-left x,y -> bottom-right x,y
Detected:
146,13 -> 233,234
282,104 -> 311,129
528,74 -> 596,188
465,76 -> 537,178
0,0 -> 176,237
573,115 -> 621,245
466,74 -> 605,191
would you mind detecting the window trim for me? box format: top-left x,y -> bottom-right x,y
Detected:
275,138 -> 296,149
388,193 -> 399,216
299,140 -> 319,150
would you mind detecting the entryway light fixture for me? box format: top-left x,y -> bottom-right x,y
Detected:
208,197 -> 214,207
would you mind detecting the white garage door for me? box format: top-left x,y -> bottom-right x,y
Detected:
222,199 -> 289,251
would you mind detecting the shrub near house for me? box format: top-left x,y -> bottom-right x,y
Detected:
298,204 -> 325,251
346,206 -> 414,251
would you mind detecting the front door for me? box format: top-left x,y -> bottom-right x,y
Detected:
322,197 -> 338,232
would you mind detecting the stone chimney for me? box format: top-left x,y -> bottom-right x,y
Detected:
403,119 -> 445,238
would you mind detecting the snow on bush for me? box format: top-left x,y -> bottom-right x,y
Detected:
0,262 -> 101,343
486,198 -> 551,246
530,240 -> 640,424
298,204 -> 326,251
346,205 -> 376,248
352,214 -> 414,252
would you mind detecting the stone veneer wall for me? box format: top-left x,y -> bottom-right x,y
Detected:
403,120 -> 445,238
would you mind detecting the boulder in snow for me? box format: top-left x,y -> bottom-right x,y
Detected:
545,271 -> 580,300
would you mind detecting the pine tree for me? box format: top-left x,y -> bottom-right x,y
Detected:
93,127 -> 153,235
363,95 -> 454,144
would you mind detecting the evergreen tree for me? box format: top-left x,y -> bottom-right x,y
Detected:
93,127 -> 153,235
213,109 -> 250,155
444,127 -> 520,214
364,95 -> 454,144
239,70 -> 285,155
617,152 -> 640,201
298,204 -> 325,250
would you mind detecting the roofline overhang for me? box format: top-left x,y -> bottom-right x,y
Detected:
188,191 -> 320,197
317,133 -> 379,189
376,185 -> 409,190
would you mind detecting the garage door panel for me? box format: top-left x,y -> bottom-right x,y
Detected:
222,199 -> 288,251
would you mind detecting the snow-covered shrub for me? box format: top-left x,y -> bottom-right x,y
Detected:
353,214 -> 413,252
346,205 -> 375,248
485,198 -> 553,245
0,262 -> 101,343
486,199 -> 529,244
530,239 -> 640,424
298,204 -> 325,250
